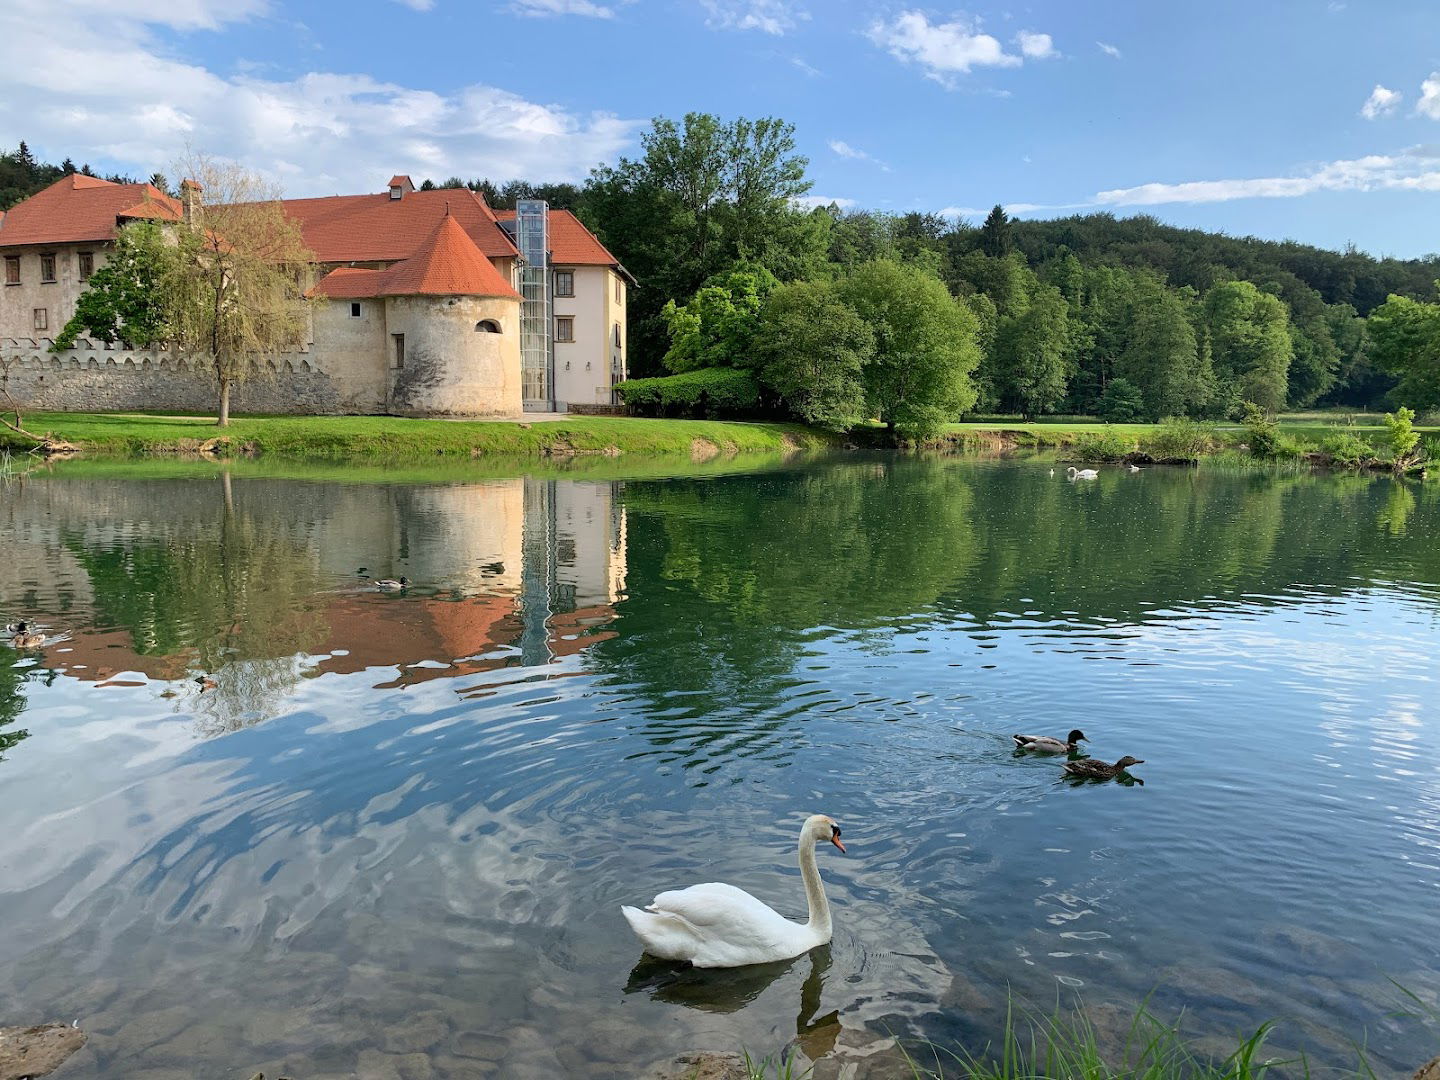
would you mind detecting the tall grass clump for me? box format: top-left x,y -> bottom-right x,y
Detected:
1142,417 -> 1218,463
1069,427 -> 1136,463
1321,431 -> 1376,468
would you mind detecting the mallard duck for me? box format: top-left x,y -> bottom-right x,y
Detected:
373,576 -> 408,591
8,621 -> 46,649
1063,755 -> 1144,782
1066,467 -> 1099,480
1013,729 -> 1087,754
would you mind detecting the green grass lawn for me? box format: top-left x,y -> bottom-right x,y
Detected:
1,411 -> 836,458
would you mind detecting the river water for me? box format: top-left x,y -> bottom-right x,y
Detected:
0,456 -> 1437,1077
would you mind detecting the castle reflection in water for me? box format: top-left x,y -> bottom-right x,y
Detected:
0,471 -> 628,720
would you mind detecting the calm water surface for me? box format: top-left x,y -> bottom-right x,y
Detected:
0,457 -> 1437,1077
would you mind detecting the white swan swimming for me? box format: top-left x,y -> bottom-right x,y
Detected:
621,814 -> 845,968
1066,466 -> 1099,480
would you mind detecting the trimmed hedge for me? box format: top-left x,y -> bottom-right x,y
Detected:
615,367 -> 762,418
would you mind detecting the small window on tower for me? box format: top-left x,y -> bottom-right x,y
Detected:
475,319 -> 502,333
615,275 -> 622,303
3,256 -> 18,285
78,252 -> 94,281
555,316 -> 574,343
40,254 -> 56,283
350,302 -> 362,318
554,270 -> 574,297
33,308 -> 48,331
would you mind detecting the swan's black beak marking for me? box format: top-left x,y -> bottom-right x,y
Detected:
830,825 -> 845,854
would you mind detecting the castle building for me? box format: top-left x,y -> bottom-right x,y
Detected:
0,173 -> 631,416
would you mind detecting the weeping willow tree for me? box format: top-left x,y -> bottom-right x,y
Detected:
165,156 -> 316,426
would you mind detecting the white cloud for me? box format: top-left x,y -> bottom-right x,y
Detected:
791,56 -> 822,77
701,0 -> 805,34
1016,31 -> 1056,59
1360,84 -> 1401,119
828,139 -> 890,171
393,0 -> 435,11
794,195 -> 856,210
1097,41 -> 1122,59
868,11 -> 1023,86
0,0 -> 641,194
508,0 -> 616,16
1418,72 -> 1440,120
1089,146 -> 1440,207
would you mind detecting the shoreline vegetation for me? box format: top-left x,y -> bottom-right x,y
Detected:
0,410 -> 1434,476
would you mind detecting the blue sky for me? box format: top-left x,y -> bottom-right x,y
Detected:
3,0 -> 1439,256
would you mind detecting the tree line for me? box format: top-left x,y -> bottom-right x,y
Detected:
454,116 -> 1436,428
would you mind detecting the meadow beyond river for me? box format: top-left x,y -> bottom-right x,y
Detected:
0,456 -> 1437,1077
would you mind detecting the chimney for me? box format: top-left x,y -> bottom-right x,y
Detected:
180,179 -> 202,224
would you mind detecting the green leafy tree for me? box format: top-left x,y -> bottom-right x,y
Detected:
839,260 -> 980,439
1203,281 -> 1294,413
660,266 -> 778,373
51,222 -> 171,351
754,280 -> 873,431
1118,274 -> 1210,419
994,281 -> 1070,417
583,113 -> 825,375
1096,377 -> 1147,422
1366,291 -> 1440,411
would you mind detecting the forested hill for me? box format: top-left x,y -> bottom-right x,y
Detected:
1008,212 -> 1440,317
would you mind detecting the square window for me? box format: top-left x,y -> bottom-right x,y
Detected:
555,316 -> 574,343
3,256 -> 18,285
350,302 -> 362,317
554,270 -> 575,297
33,308 -> 47,331
79,252 -> 94,281
40,254 -> 56,283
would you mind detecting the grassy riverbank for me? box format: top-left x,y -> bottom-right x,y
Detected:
938,412 -> 1438,472
0,411 -> 835,458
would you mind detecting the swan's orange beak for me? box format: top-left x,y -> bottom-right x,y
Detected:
830,828 -> 845,854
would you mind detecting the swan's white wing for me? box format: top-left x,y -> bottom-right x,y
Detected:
648,882 -> 787,934
634,882 -> 805,968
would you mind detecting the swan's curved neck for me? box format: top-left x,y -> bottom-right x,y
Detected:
798,833 -> 830,938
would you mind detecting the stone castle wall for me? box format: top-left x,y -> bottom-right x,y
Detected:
0,337 -> 346,415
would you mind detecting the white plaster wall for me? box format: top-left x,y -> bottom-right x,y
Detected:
0,243 -> 109,341
308,298 -> 388,412
552,266 -> 621,408
385,295 -> 522,417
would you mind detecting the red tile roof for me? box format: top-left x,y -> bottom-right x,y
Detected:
0,174 -> 183,248
495,207 -> 625,270
279,188 -> 517,263
310,213 -> 521,300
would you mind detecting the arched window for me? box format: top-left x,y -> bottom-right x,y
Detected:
475,319 -> 502,333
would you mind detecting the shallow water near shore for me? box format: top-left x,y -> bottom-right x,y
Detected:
0,457 -> 1437,1077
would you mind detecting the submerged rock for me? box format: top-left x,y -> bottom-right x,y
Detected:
0,1023 -> 87,1080
647,1052 -> 751,1080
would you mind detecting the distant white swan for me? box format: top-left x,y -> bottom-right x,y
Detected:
621,814 -> 846,968
1066,466 -> 1099,480
1128,463 -> 1141,472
